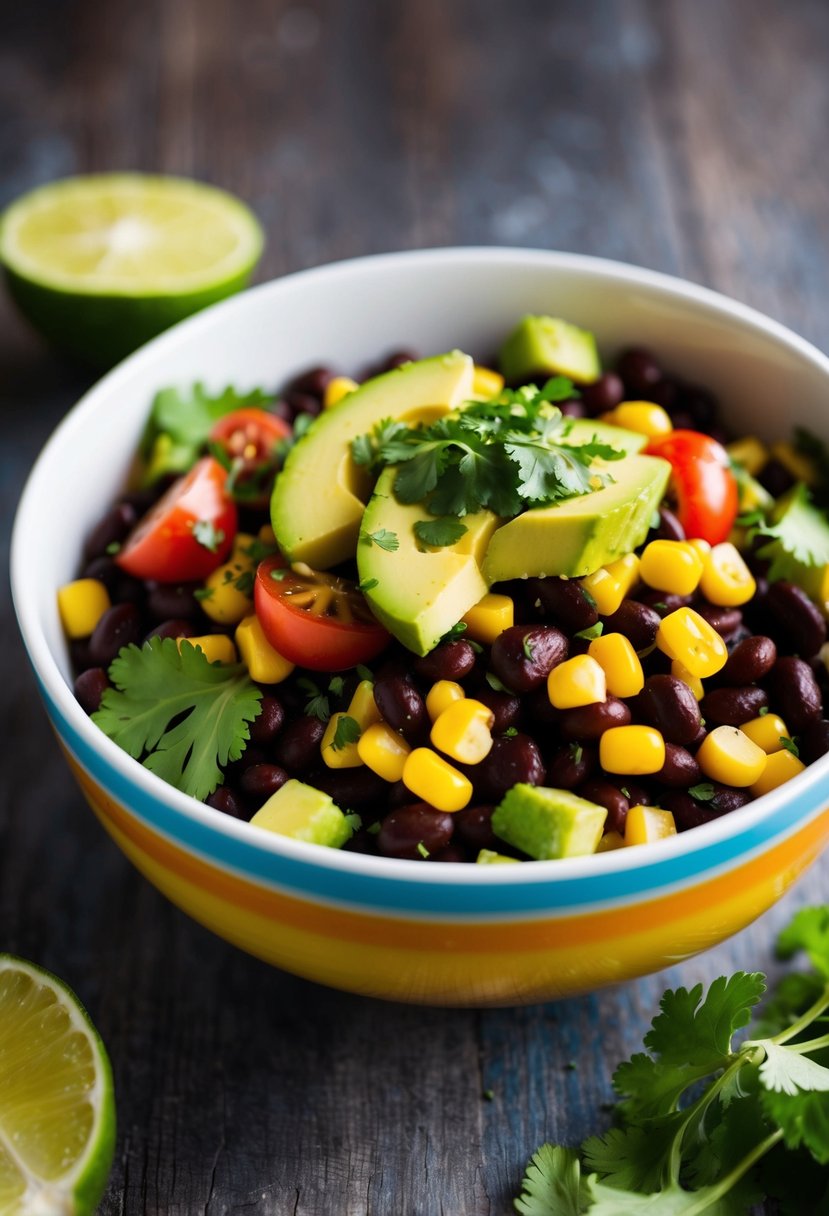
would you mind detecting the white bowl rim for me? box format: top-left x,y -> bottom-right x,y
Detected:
12,245 -> 829,888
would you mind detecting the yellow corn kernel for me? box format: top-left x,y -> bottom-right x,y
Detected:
357,721 -> 410,781
57,578 -> 111,639
234,615 -> 295,683
547,654 -> 607,709
770,441 -> 817,486
179,634 -> 238,665
319,680 -> 381,769
580,553 -> 641,616
741,713 -> 790,754
697,725 -> 767,787
639,540 -> 704,596
600,725 -> 666,775
347,678 -> 383,731
476,848 -> 520,864
686,538 -> 711,560
624,805 -> 677,847
699,542 -> 756,607
596,830 -> 626,853
426,680 -> 465,722
201,533 -> 258,624
402,748 -> 473,812
472,365 -> 505,400
321,711 -> 363,769
323,376 -> 359,409
612,401 -> 673,440
670,660 -> 704,701
430,698 -> 494,764
750,747 -> 806,797
588,632 -> 644,698
726,436 -> 769,477
462,593 -> 514,644
656,607 -> 728,678
258,523 -> 276,544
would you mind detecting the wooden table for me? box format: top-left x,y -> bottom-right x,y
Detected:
3,2 -> 829,1212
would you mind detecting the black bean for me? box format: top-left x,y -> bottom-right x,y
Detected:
374,675 -> 428,743
248,694 -> 285,746
241,764 -> 290,800
759,458 -> 795,498
88,603 -> 144,667
527,578 -> 599,634
431,845 -> 469,863
413,640 -> 476,683
286,365 -> 335,399
146,581 -> 201,621
557,696 -> 631,741
619,780 -> 653,807
470,734 -> 546,801
579,372 -> 625,416
206,786 -> 248,819
650,379 -> 679,412
82,556 -> 145,606
616,348 -> 663,396
311,767 -> 390,808
490,625 -> 568,693
377,804 -> 455,860
144,618 -> 195,643
669,410 -> 695,430
709,784 -> 752,814
343,828 -> 380,856
578,780 -> 629,834
272,715 -> 325,773
721,636 -> 777,686
767,657 -> 823,732
284,390 -> 322,420
801,720 -> 829,765
83,501 -> 138,562
701,686 -> 768,726
546,743 -> 595,789
695,603 -> 743,640
473,688 -> 522,734
522,686 -> 560,727
379,348 -> 419,371
639,590 -> 693,616
601,599 -> 661,651
74,667 -> 109,714
655,743 -> 702,788
665,791 -> 726,831
635,675 -> 701,746
559,399 -> 586,418
679,385 -> 719,431
453,805 -> 498,852
653,505 -> 686,543
764,581 -> 827,660
226,746 -> 267,778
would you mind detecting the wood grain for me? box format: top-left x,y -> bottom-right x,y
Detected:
3,1 -> 829,1212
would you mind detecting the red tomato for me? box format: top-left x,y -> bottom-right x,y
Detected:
208,408 -> 291,506
646,430 -> 739,544
116,456 -> 237,582
254,556 -> 390,671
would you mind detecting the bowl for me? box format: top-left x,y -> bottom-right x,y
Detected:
12,248 -> 829,1007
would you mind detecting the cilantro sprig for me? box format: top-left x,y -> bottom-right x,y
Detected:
514,905 -> 829,1215
140,383 -> 273,483
351,379 -> 624,520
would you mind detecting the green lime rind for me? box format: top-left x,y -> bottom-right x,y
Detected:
0,954 -> 116,1216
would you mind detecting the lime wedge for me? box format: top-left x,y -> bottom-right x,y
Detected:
0,956 -> 115,1216
0,174 -> 264,368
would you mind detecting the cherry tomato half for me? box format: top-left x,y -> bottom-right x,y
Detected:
646,429 -> 738,545
116,456 -> 237,582
254,556 -> 390,671
208,408 -> 292,507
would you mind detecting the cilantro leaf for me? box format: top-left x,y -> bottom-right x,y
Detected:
586,1178 -> 726,1214
689,783 -> 716,802
514,1144 -> 589,1216
644,973 -> 766,1067
192,519 -> 225,553
761,1088 -> 829,1164
574,622 -> 603,641
612,1054 -> 703,1121
777,906 -> 829,978
756,484 -> 829,579
755,1040 -> 829,1095
582,1117 -> 682,1193
413,518 -> 468,547
362,528 -> 399,552
331,715 -> 362,751
93,637 -> 261,801
141,382 -> 272,481
779,736 -> 800,758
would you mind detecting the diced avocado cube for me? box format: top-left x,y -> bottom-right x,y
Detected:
250,778 -> 355,848
492,785 -> 607,861
476,849 -> 521,865
499,315 -> 601,385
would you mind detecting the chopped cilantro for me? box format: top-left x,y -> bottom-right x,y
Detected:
292,412 -> 315,440
140,382 -> 273,482
413,518 -> 469,547
358,578 -> 379,592
269,567 -> 290,581
367,821 -> 382,835
193,587 -> 214,602
652,601 -> 668,613
485,672 -> 509,693
574,621 -> 603,641
570,743 -> 583,765
233,568 -> 256,596
522,635 -> 536,661
441,622 -> 468,644
780,736 -> 800,758
482,1088 -> 494,1101
297,677 -> 330,723
327,676 -> 346,698
736,508 -> 766,528
192,520 -> 225,553
416,841 -> 430,859
689,782 -> 716,802
105,541 -> 121,556
331,714 -> 361,751
503,726 -> 518,738
361,528 -> 399,552
620,786 -> 630,798
759,705 -> 770,716
355,664 -> 374,683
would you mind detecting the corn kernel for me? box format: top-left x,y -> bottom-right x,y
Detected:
670,660 -> 704,700
321,711 -> 364,769
770,441 -> 817,486
462,593 -> 514,644
580,553 -> 640,616
656,607 -> 728,678
624,805 -> 677,846
258,523 -> 276,544
472,365 -> 505,400
741,714 -> 790,754
323,376 -> 359,409
639,540 -> 704,596
357,722 -> 410,781
348,678 -> 382,728
686,538 -> 711,560
201,532 -> 258,624
402,748 -> 473,812
726,436 -> 769,477
699,542 -> 756,607
426,680 -> 465,722
234,615 -> 295,683
476,848 -> 520,864
179,634 -> 238,665
697,725 -> 767,787
430,698 -> 494,764
546,655 -> 606,710
600,725 -> 666,775
57,578 -> 111,639
750,747 -> 805,797
588,632 -> 644,698
596,830 -> 626,853
612,401 -> 673,440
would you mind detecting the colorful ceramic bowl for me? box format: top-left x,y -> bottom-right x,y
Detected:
12,249 -> 829,1006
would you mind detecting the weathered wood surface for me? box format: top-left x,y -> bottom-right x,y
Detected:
3,1 -> 829,1212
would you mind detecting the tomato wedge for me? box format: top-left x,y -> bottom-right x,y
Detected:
254,556 -> 390,670
116,456 -> 237,582
208,408 -> 291,506
646,430 -> 739,545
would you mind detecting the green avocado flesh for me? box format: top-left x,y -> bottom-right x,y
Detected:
492,785 -> 607,861
271,351 -> 474,568
482,453 -> 670,583
359,468 -> 501,656
249,779 -> 354,848
499,315 -> 601,385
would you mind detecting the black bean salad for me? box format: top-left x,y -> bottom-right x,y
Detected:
57,315 -> 829,862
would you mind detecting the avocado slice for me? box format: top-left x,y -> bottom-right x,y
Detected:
483,453 -> 670,583
249,778 -> 355,848
271,352 -> 474,568
492,785 -> 607,860
358,468 -> 501,655
499,315 -> 601,385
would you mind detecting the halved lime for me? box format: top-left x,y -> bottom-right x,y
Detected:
0,955 -> 115,1216
0,174 -> 264,368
